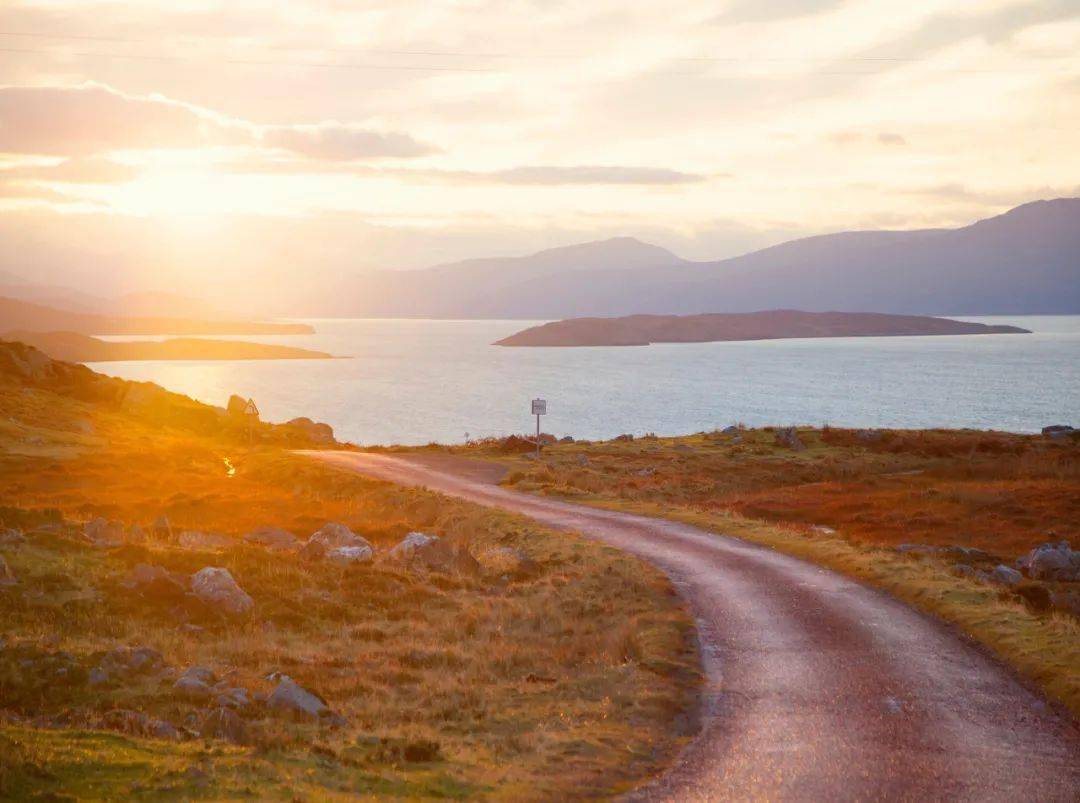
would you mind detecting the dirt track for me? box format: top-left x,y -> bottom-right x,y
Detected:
306,450 -> 1080,801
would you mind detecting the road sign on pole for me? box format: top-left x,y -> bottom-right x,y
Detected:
532,398 -> 546,459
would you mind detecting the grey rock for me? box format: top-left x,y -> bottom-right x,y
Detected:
243,526 -> 300,552
191,567 -> 253,616
775,427 -> 806,451
559,436 -> 575,443
267,676 -> 329,719
173,665 -> 216,698
1042,424 -> 1075,438
1019,541 -> 1080,581
721,425 -> 740,435
285,417 -> 335,443
388,532 -> 438,561
308,522 -> 371,551
952,564 -> 990,582
83,517 -> 126,547
201,707 -> 248,743
896,543 -> 941,555
636,467 -> 656,477
326,545 -> 374,565
216,687 -> 250,709
989,565 -> 1023,587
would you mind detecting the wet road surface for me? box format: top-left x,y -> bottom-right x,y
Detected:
306,450 -> 1080,801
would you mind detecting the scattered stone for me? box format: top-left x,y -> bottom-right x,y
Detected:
99,646 -> 165,678
326,545 -> 374,565
989,565 -> 1023,587
0,527 -> 24,545
388,532 -> 479,575
178,530 -> 233,550
190,567 -> 254,617
267,676 -> 329,719
636,467 -> 656,477
721,425 -> 740,435
243,526 -> 300,552
479,547 -> 540,580
774,427 -> 806,451
811,525 -> 837,535
285,417 -> 335,443
559,436 -> 575,443
613,433 -> 634,442
201,707 -> 248,744
174,665 -> 216,698
124,563 -> 190,604
0,555 -> 16,586
896,543 -> 941,555
1018,541 -> 1080,582
102,709 -> 178,741
388,532 -> 438,561
215,686 -> 250,709
83,517 -> 126,547
308,522 -> 371,551
952,564 -> 989,582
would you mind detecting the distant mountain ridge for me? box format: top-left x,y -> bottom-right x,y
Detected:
326,198 -> 1080,317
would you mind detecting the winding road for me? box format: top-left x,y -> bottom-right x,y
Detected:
307,450 -> 1080,801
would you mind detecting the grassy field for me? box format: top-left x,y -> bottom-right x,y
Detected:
412,426 -> 1080,719
0,343 -> 700,800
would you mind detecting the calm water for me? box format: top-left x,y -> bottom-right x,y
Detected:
92,316 -> 1080,445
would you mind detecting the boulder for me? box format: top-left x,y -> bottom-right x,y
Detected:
989,565 -> 1023,587
267,676 -> 328,719
479,547 -> 540,580
1042,425 -> 1075,440
178,530 -> 233,550
952,564 -> 989,582
190,567 -> 253,617
102,709 -> 178,741
83,517 -> 126,548
1018,541 -> 1080,581
298,539 -> 328,562
0,555 -> 16,586
243,527 -> 300,552
326,545 -> 374,565
151,515 -> 172,540
721,425 -> 740,435
215,686 -> 250,709
896,543 -> 941,555
100,646 -> 165,677
285,417 -> 335,443
0,528 -> 24,545
124,563 -> 190,604
775,427 -> 805,451
389,534 -> 480,576
559,436 -> 575,443
201,707 -> 248,744
173,665 -> 216,698
308,522 -> 371,551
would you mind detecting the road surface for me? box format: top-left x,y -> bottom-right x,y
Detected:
307,450 -> 1080,801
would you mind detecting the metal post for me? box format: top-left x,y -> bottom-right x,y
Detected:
536,413 -> 541,460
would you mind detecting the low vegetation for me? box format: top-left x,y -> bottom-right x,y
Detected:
422,425 -> 1080,718
0,342 -> 700,800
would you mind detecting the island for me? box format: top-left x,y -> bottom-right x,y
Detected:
3,331 -> 333,362
493,310 -> 1031,347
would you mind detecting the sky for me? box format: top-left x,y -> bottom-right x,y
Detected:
0,0 -> 1078,301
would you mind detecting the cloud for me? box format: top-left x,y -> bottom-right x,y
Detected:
827,131 -> 908,147
259,123 -> 437,160
876,132 -> 908,146
900,183 -> 1080,206
0,83 -> 236,156
0,157 -> 141,183
0,83 -> 436,162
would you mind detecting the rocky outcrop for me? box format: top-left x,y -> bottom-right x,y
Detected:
326,545 -> 374,565
285,417 -> 335,443
267,676 -> 331,720
173,665 -> 216,699
190,567 -> 253,617
308,522 -> 370,551
122,563 -> 190,605
83,517 -> 126,548
389,532 -> 479,576
201,707 -> 248,744
990,565 -> 1023,587
1042,425 -> 1076,440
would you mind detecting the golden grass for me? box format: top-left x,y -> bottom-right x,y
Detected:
0,374 -> 700,800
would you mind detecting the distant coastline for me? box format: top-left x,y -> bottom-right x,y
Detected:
494,310 -> 1031,347
3,331 -> 333,362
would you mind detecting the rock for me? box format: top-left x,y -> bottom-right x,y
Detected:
83,517 -> 126,547
178,530 -> 233,550
636,467 -> 656,477
102,709 -> 178,741
88,667 -> 110,686
989,565 -> 1023,587
0,528 -> 24,545
326,545 -> 374,565
243,526 -> 300,552
215,687 -> 250,709
100,646 -> 165,676
126,524 -> 147,544
479,547 -> 540,580
125,563 -> 190,604
811,525 -> 837,535
308,522 -> 371,551
856,429 -> 884,443
267,676 -> 329,719
613,434 -> 634,442
201,707 -> 248,744
0,555 -> 16,586
298,539 -> 328,562
952,564 -> 989,582
721,425 -> 740,435
174,665 -> 216,698
577,454 -> 590,467
942,545 -> 993,564
190,567 -> 253,617
1018,541 -> 1080,581
1042,425 -> 1075,440
559,436 -> 575,443
388,532 -> 438,561
774,427 -> 805,451
285,417 -> 335,443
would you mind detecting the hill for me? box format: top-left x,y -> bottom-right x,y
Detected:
6,331 -> 332,362
0,295 -> 313,336
495,310 -> 1031,347
328,199 -> 1080,317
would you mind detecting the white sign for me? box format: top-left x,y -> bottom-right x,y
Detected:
531,398 -> 547,416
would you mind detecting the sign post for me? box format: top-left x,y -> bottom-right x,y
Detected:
531,398 -> 547,459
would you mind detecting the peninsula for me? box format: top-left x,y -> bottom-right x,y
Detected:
494,310 -> 1031,347
4,331 -> 333,362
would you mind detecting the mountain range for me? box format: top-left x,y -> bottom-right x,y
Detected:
316,198 -> 1079,317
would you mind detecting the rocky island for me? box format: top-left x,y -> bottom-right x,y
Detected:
494,310 -> 1031,347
